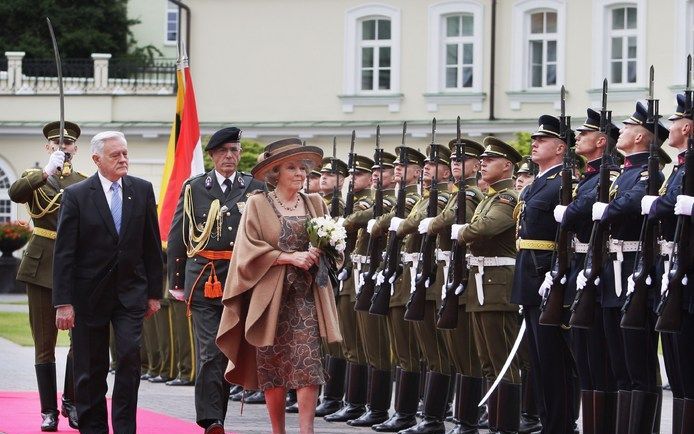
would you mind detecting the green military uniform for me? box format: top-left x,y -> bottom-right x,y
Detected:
8,120 -> 85,430
166,280 -> 196,385
167,127 -> 265,428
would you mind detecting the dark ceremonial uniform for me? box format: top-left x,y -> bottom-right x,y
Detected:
167,128 -> 264,428
9,121 -> 85,430
511,117 -> 577,434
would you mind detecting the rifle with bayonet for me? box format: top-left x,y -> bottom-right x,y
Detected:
354,126 -> 384,311
337,131 -> 358,286
656,57 -> 694,333
570,79 -> 613,329
540,86 -> 575,326
370,123 -> 409,316
437,116 -> 467,329
330,137 -> 341,218
622,66 -> 661,329
405,119 -> 440,321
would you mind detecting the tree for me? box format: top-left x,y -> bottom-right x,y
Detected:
203,139 -> 264,173
510,131 -> 532,157
0,0 -> 144,59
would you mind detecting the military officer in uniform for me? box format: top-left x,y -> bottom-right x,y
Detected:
511,116 -> 577,434
394,143 -> 452,434
9,121 -> 85,431
320,154 -> 372,422
422,138 -> 485,434
326,152 -> 398,425
515,156 -> 537,192
167,127 -> 264,434
165,249 -> 196,386
452,137 -> 522,433
306,168 -> 321,194
591,102 -> 667,432
314,156 -> 350,416
553,108 -> 620,433
368,147 -> 425,432
643,94 -> 694,432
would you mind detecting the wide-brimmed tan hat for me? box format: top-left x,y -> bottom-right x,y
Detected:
251,138 -> 323,181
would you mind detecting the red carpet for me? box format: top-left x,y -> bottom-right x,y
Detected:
0,391 -> 218,434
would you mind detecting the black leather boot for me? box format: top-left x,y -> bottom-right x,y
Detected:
324,362 -> 367,422
315,356 -> 346,417
487,379 -> 499,433
593,391 -> 617,434
61,352 -> 78,429
496,381 -> 521,434
681,398 -> 694,434
616,390 -> 631,434
627,390 -> 658,434
347,367 -> 391,426
446,374 -> 482,434
672,398 -> 684,434
652,388 -> 662,434
579,390 -> 594,434
373,369 -> 419,432
399,371 -> 450,434
519,375 -> 541,434
36,363 -> 59,432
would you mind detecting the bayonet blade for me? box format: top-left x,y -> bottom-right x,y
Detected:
401,121 -> 407,146
648,65 -> 655,100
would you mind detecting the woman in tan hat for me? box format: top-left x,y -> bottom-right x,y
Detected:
216,138 -> 342,434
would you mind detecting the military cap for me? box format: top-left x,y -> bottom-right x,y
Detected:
576,108 -> 620,143
531,115 -> 563,140
480,137 -> 523,164
373,151 -> 397,169
448,138 -> 484,160
309,169 -> 321,177
668,93 -> 691,121
424,144 -> 452,166
320,157 -> 349,178
43,121 -> 80,141
252,137 -> 323,180
205,127 -> 241,151
350,154 -> 374,173
622,101 -> 669,143
516,155 -> 538,175
393,146 -> 426,166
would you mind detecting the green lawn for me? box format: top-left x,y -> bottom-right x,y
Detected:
0,312 -> 70,347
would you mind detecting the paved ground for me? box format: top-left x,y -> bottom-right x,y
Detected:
0,294 -> 674,433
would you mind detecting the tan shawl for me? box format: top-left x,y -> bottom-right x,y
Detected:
216,191 -> 342,389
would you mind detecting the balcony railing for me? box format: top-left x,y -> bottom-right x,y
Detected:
0,52 -> 176,95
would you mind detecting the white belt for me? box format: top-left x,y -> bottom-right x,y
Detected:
608,239 -> 640,254
351,254 -> 370,264
572,238 -> 590,254
467,256 -> 515,306
658,240 -> 674,257
401,252 -> 421,264
435,249 -> 450,261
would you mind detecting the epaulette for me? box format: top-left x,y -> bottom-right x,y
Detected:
639,170 -> 649,181
496,192 -> 518,206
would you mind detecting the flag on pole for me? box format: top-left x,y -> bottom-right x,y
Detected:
158,49 -> 204,245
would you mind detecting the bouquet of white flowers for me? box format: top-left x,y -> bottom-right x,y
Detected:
305,216 -> 347,289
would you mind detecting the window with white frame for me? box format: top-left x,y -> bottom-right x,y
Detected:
608,6 -> 638,84
527,10 -> 558,88
358,18 -> 392,92
166,2 -> 179,44
443,14 -> 475,89
0,161 -> 15,223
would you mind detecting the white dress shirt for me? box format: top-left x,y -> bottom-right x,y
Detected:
215,170 -> 237,193
98,172 -> 123,207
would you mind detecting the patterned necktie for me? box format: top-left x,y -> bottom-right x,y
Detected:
110,182 -> 122,234
223,178 -> 233,198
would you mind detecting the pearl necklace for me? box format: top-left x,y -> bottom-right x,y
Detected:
272,191 -> 301,211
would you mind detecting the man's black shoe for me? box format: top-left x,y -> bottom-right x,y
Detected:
244,390 -> 266,404
204,421 -> 225,434
61,398 -> 79,429
518,413 -> 541,433
166,378 -> 194,386
40,411 -> 58,432
148,375 -> 170,383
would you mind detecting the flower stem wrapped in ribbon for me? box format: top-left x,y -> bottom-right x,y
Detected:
305,216 -> 347,291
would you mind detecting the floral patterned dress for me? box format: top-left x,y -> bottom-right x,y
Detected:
256,194 -> 325,390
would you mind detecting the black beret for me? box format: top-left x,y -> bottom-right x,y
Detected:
205,127 -> 241,151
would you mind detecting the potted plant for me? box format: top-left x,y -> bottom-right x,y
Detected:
0,221 -> 31,257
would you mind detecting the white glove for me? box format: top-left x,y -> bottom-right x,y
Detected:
389,217 -> 404,232
538,272 -> 553,297
418,217 -> 434,234
592,202 -> 608,221
43,150 -> 65,176
366,219 -> 377,234
375,271 -> 385,286
450,223 -> 467,240
576,270 -> 587,290
674,195 -> 694,216
553,205 -> 567,223
640,195 -> 658,216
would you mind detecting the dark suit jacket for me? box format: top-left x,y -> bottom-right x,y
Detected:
52,173 -> 163,316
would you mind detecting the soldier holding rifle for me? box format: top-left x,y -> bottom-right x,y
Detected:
368,144 -> 424,432
591,97 -> 667,431
511,115 -> 577,434
554,107 -> 620,432
642,91 -> 694,432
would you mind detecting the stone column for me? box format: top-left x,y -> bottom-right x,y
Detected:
91,53 -> 112,91
5,51 -> 25,92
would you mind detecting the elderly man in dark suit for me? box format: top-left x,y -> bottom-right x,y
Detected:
53,130 -> 163,434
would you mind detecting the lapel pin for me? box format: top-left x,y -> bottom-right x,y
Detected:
205,176 -> 213,189
128,196 -> 132,200
238,176 -> 245,188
